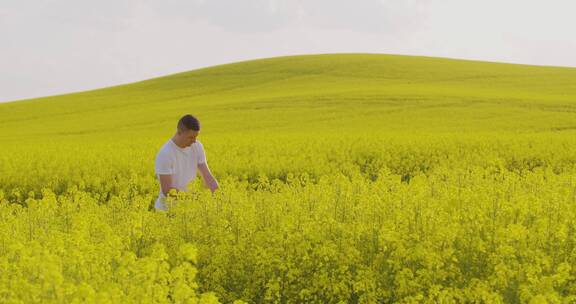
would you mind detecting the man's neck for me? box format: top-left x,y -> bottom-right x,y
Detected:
171,136 -> 186,148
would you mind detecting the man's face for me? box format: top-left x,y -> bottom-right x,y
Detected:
180,129 -> 199,147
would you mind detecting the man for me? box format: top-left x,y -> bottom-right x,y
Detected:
154,114 -> 219,211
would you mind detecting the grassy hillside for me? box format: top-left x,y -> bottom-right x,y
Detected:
1,53 -> 576,143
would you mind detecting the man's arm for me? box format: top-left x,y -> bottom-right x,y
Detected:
158,174 -> 177,197
198,163 -> 219,193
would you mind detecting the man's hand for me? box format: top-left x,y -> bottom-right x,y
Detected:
158,174 -> 176,197
198,163 -> 219,193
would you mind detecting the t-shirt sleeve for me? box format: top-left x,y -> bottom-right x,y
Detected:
155,151 -> 174,175
196,141 -> 207,165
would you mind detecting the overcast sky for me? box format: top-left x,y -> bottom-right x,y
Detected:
1,0 -> 575,103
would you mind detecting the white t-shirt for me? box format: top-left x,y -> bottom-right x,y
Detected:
154,138 -> 207,211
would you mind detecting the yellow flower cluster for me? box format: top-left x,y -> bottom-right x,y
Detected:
1,132 -> 576,302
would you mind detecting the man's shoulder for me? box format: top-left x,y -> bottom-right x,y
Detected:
191,140 -> 204,151
157,140 -> 175,155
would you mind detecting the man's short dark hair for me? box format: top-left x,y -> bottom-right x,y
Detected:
177,114 -> 200,131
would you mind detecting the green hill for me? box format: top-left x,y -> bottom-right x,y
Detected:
2,53 -> 576,143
